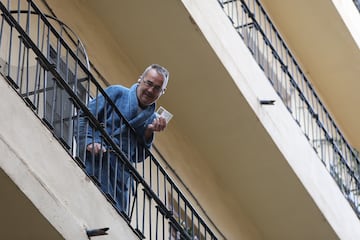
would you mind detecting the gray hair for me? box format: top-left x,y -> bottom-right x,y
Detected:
141,64 -> 169,93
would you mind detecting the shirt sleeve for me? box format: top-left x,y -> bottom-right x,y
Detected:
82,86 -> 124,146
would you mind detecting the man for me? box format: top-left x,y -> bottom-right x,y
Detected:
78,64 -> 169,213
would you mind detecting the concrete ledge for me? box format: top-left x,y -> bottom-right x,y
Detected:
0,76 -> 138,239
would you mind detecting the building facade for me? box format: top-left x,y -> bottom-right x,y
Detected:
0,0 -> 360,239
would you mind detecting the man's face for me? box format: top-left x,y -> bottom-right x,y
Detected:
137,68 -> 164,108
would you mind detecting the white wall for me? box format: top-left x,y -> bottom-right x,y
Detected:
0,75 -> 139,240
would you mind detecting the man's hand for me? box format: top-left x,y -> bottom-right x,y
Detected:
86,143 -> 106,155
144,117 -> 167,141
148,117 -> 167,132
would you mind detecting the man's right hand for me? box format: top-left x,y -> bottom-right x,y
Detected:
86,143 -> 107,155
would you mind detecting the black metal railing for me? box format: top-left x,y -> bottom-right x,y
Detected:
218,0 -> 360,216
354,0 -> 360,12
0,1 -> 219,239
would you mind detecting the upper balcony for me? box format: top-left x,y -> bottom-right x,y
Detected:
1,0 -> 360,240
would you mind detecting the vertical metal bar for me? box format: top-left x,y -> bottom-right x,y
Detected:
75,39 -> 80,66
59,81 -> 65,141
135,180 -> 139,231
170,182 -> 174,215
55,28 -> 61,73
142,143 -> 145,179
67,82 -> 75,151
117,116 -> 123,159
295,70 -> 301,125
73,43 -> 80,98
127,126 -> 131,160
163,173 -> 167,208
149,196 -> 152,240
197,215 -> 200,240
169,223 -> 173,240
113,153 -> 119,210
42,21 -> 51,118
254,0 -> 260,62
81,116 -> 89,166
157,161 -> 160,196
26,0 -> 31,34
177,192 -> 180,226
42,66 -> 47,117
101,138 -> 108,196
204,225 -> 207,240
32,14 -> 42,108
64,45 -> 69,83
133,133 -> 139,174
155,206 -> 159,240
50,81 -> 57,125
141,189 -> 146,235
35,9 -> 40,49
39,13 -> 46,54
191,211 -> 194,239
15,34 -> 22,87
0,8 -> 5,50
16,0 -> 21,23
25,39 -> 30,99
73,107 -> 80,157
149,151 -> 153,191
162,210 -> 165,240
33,59 -> 41,111
268,23 -> 274,85
184,200 -> 187,233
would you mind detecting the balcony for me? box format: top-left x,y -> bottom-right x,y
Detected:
1,0 -> 360,240
218,0 -> 360,215
0,1 -> 218,239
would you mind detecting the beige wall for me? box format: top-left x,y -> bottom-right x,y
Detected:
34,0 -> 138,88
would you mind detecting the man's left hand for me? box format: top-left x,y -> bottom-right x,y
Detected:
148,117 -> 167,132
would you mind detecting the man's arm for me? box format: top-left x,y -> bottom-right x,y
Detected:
82,86 -> 123,154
